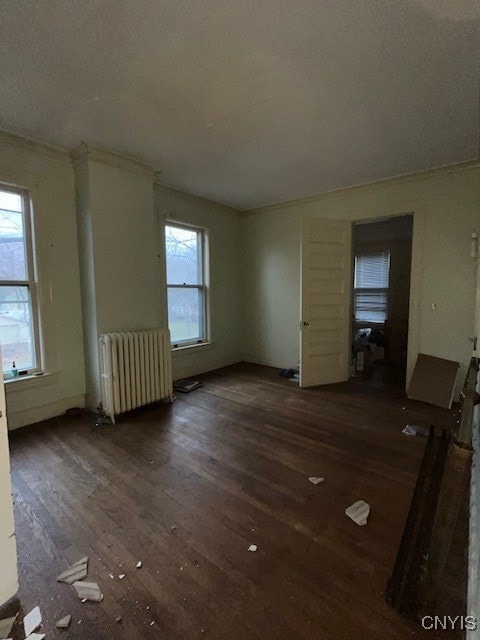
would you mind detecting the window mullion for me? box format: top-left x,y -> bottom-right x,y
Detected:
23,195 -> 36,283
167,284 -> 202,289
0,280 -> 30,287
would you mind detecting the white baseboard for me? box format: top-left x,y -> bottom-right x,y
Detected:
239,353 -> 287,370
7,394 -> 86,431
172,354 -> 242,381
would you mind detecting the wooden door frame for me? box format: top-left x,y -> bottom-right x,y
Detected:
299,204 -> 424,390
350,205 -> 424,390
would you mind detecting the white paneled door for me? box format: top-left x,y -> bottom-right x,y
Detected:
300,217 -> 352,387
0,342 -> 18,605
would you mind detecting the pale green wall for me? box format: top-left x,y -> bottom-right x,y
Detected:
242,165 -> 480,393
155,184 -> 242,380
75,151 -> 163,408
89,162 -> 161,334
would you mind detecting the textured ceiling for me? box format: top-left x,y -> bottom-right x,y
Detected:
0,0 -> 478,209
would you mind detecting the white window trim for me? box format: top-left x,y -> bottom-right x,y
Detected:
0,184 -> 43,377
165,220 -> 209,349
4,370 -> 58,390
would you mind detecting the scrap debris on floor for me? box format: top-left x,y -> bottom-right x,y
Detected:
55,614 -> 71,629
345,500 -> 371,526
0,477 -> 380,638
56,556 -> 89,584
403,425 -> 418,436
402,424 -> 428,437
173,378 -> 203,393
72,581 -> 104,603
0,556 -> 106,638
23,606 -> 42,637
27,556 -> 153,634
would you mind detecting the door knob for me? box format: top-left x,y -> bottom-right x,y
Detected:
303,321 -> 310,327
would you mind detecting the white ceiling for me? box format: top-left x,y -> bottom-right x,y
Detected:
0,0 -> 478,210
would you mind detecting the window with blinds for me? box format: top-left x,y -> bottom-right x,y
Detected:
354,251 -> 390,323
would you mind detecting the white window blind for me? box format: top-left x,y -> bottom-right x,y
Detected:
354,251 -> 390,323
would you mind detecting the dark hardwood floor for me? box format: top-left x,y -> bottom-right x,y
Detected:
6,363 -> 465,639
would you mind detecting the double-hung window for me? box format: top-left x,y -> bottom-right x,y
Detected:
354,251 -> 390,324
0,186 -> 41,375
165,222 -> 207,347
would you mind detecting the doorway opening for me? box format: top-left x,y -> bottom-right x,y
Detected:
351,214 -> 413,390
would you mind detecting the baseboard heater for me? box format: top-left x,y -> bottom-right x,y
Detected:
99,328 -> 173,424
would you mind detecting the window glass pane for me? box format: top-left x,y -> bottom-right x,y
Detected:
167,287 -> 203,343
165,225 -> 201,285
354,291 -> 388,323
0,189 -> 27,280
0,285 -> 35,371
354,252 -> 390,288
0,190 -> 22,212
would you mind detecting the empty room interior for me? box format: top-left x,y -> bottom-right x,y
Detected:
0,1 -> 479,639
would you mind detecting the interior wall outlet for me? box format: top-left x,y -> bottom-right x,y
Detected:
431,302 -> 437,310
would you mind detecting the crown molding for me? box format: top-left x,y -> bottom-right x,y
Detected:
0,130 -> 71,165
71,142 -> 154,178
243,158 -> 480,216
153,180 -> 241,217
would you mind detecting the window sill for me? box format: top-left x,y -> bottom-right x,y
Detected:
4,371 -> 59,393
171,341 -> 215,355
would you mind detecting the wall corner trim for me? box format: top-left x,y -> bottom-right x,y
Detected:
153,181 -> 241,217
0,129 -> 71,166
243,158 -> 480,217
71,142 -> 154,178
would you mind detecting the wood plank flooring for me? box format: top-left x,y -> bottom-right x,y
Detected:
6,363 -> 465,639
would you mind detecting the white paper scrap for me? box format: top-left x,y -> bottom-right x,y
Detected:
57,557 -> 89,584
403,425 -> 418,436
56,614 -> 72,629
345,500 -> 370,526
72,581 -> 104,602
24,606 -> 42,637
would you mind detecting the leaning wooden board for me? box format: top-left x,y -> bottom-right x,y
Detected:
407,353 -> 460,409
